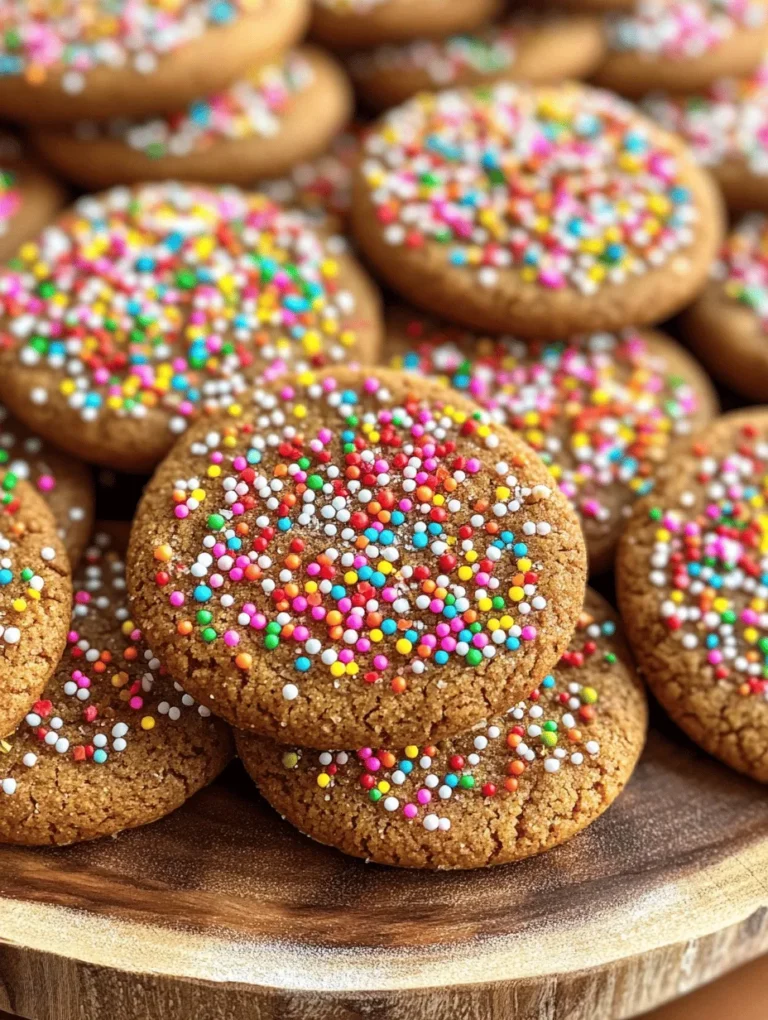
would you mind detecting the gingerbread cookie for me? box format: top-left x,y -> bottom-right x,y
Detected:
352,82 -> 723,340
345,14 -> 605,112
0,535 -> 232,845
618,410 -> 768,783
260,127 -> 362,227
0,0 -> 309,124
594,0 -> 768,99
0,473 -> 71,737
32,48 -> 353,190
642,64 -> 768,214
0,404 -> 94,565
310,0 -> 502,50
0,182 -> 383,472
0,161 -> 64,263
386,308 -> 718,574
127,367 -> 587,749
683,214 -> 768,401
237,588 -> 647,869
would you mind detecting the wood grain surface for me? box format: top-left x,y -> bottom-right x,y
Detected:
0,710 -> 766,1020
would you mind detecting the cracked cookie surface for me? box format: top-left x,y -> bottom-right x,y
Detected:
0,533 -> 232,846
237,588 -> 646,869
127,367 -> 586,749
618,409 -> 768,782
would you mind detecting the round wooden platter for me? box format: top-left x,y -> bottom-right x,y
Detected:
0,715 -> 766,1020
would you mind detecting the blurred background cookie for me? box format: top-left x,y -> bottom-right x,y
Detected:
32,47 -> 352,188
344,12 -> 605,111
0,0 -> 310,123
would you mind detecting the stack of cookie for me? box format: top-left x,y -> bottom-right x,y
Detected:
0,0 -> 765,872
0,0 -> 354,189
309,0 -> 607,111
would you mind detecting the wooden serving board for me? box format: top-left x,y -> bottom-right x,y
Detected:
0,712 -> 766,1020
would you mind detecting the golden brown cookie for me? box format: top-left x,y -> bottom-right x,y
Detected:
0,535 -> 233,845
345,13 -> 606,111
0,161 -> 64,263
618,409 -> 768,783
310,0 -> 502,49
683,214 -> 768,401
0,473 -> 71,738
127,366 -> 588,750
0,0 -> 309,124
0,403 -> 94,565
32,48 -> 353,190
594,0 -> 768,98
237,588 -> 647,869
351,82 -> 724,340
642,66 -> 768,214
0,182 -> 383,472
385,307 -> 718,575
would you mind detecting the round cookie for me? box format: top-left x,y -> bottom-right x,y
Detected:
594,0 -> 768,99
351,82 -> 724,340
32,48 -> 353,191
0,161 -> 64,263
0,535 -> 233,845
0,403 -> 94,565
642,65 -> 768,214
0,0 -> 309,125
0,473 -> 71,737
683,214 -> 768,401
310,0 -> 502,50
385,308 -> 718,575
618,409 -> 768,783
0,182 -> 383,472
345,14 -> 606,112
237,588 -> 647,869
127,366 -> 588,749
260,127 -> 363,228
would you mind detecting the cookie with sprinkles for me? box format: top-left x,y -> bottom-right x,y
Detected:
0,182 -> 383,472
0,473 -> 71,737
127,367 -> 587,749
618,409 -> 768,783
351,82 -> 724,340
345,14 -> 606,113
0,403 -> 94,565
642,64 -> 768,214
0,0 -> 309,125
386,307 -> 718,574
32,48 -> 353,191
0,161 -> 64,263
683,214 -> 768,402
310,0 -> 502,50
594,0 -> 768,99
259,127 -> 362,228
237,588 -> 647,869
0,534 -> 232,845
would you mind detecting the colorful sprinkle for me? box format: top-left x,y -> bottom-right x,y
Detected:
388,314 -> 706,532
0,182 -> 366,438
606,0 -> 767,59
0,536 -> 213,796
78,52 -> 314,159
280,605 -> 615,831
0,0 -> 263,93
358,83 -> 699,295
711,213 -> 768,331
643,424 -> 768,696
